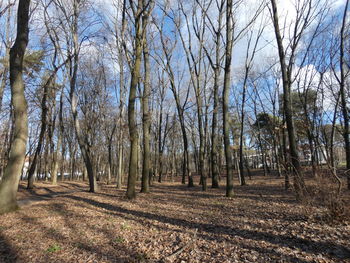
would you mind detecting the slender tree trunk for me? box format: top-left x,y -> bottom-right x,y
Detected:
166,74 -> 191,186
223,0 -> 234,197
211,66 -> 220,188
48,90 -> 58,185
60,138 -> 66,181
330,96 -> 340,173
51,129 -> 61,185
27,73 -> 57,188
69,0 -> 98,192
117,144 -> 123,189
157,103 -> 164,183
0,3 -> 11,113
0,0 -> 30,214
179,113 -> 192,187
209,3 -> 224,189
106,126 -> 116,185
270,0 -> 305,199
282,122 -> 290,190
339,0 -> 350,189
116,32 -> 125,190
141,31 -> 151,193
239,81 -> 247,186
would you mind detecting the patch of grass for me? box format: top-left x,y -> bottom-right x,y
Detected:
46,244 -> 61,253
120,222 -> 131,230
135,253 -> 148,261
113,236 -> 125,243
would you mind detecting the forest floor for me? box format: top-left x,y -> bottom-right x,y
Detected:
0,173 -> 350,263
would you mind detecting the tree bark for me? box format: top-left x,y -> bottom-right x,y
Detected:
207,1 -> 225,189
239,75 -> 247,186
141,26 -> 151,193
126,0 -> 143,199
339,0 -> 350,189
270,0 -> 306,199
69,0 -> 98,193
223,0 -> 235,197
27,72 -> 57,188
211,64 -> 220,188
0,0 -> 30,214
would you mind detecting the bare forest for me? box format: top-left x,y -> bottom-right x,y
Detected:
0,0 -> 350,262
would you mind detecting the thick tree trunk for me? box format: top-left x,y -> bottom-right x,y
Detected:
223,0 -> 234,197
126,0 -> 143,199
209,3 -> 224,189
0,0 -> 30,214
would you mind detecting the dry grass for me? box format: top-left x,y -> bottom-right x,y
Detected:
0,175 -> 349,263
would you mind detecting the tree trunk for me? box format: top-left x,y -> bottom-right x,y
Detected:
51,129 -> 60,185
339,0 -> 350,189
223,0 -> 234,197
239,81 -> 247,186
0,0 -> 30,214
126,0 -> 143,199
69,0 -> 98,192
141,33 -> 151,193
27,72 -> 57,188
117,143 -> 123,189
270,0 -> 306,199
211,65 -> 220,188
157,103 -> 164,183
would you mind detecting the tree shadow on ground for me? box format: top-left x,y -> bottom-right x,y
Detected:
0,232 -> 19,263
45,199 -> 311,263
18,206 -> 154,263
64,194 -> 350,262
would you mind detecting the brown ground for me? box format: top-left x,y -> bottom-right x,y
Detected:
0,175 -> 349,263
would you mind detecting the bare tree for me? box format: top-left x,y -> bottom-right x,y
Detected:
125,0 -> 154,199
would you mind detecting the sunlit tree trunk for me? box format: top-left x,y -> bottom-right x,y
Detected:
69,0 -> 98,193
126,0 -> 144,199
0,0 -> 30,214
223,0 -> 235,197
141,30 -> 151,193
51,90 -> 63,185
